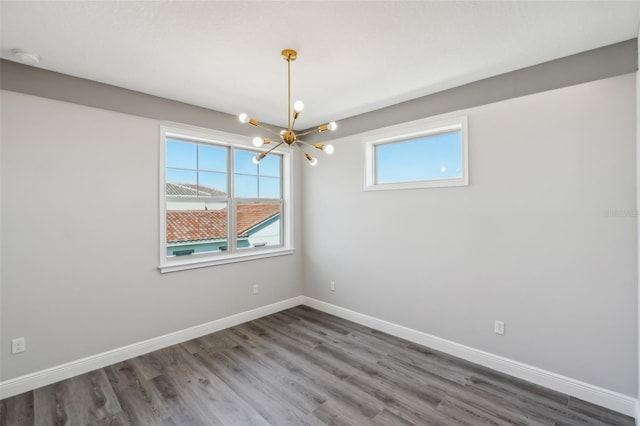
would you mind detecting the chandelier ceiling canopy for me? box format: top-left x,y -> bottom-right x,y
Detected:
239,49 -> 336,166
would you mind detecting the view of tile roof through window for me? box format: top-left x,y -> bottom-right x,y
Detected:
166,203 -> 279,243
236,203 -> 280,238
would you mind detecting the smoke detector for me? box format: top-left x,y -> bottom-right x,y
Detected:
12,49 -> 41,65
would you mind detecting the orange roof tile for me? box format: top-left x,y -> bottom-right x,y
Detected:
167,203 -> 279,243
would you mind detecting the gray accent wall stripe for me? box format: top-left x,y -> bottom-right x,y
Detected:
1,38 -> 637,138
314,38 -> 638,140
0,59 -> 252,136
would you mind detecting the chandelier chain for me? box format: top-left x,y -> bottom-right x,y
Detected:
288,55 -> 291,131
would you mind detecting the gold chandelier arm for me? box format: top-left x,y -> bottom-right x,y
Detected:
292,141 -> 308,155
254,122 -> 282,137
294,139 -> 315,148
297,139 -> 329,152
294,127 -> 322,138
263,140 -> 285,156
292,143 -> 318,165
291,112 -> 300,131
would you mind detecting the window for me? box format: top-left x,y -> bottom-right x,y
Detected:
364,116 -> 468,190
160,125 -> 292,273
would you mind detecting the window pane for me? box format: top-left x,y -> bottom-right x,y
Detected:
376,131 -> 462,184
234,149 -> 258,175
166,169 -> 197,195
198,171 -> 227,196
166,200 -> 228,256
234,174 -> 258,198
198,144 -> 227,172
166,140 -> 229,196
166,140 -> 197,169
259,154 -> 281,178
234,149 -> 281,198
236,201 -> 281,249
259,176 -> 281,198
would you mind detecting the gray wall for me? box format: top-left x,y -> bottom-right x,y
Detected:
637,27 -> 640,414
302,74 -> 637,396
0,90 -> 304,380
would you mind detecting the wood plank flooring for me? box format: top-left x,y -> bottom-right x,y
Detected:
1,306 -> 635,425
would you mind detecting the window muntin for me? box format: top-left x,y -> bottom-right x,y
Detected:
364,116 -> 468,190
160,126 -> 292,273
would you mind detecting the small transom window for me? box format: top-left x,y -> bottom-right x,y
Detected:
364,116 -> 468,190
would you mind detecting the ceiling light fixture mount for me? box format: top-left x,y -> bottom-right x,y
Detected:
239,49 -> 336,166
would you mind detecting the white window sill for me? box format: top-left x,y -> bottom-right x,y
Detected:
159,247 -> 295,273
364,176 -> 468,191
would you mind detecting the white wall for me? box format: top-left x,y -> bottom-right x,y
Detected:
0,90 -> 303,381
303,74 -> 637,396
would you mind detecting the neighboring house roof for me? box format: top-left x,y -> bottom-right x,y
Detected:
236,203 -> 280,238
167,203 -> 279,243
166,183 -> 226,197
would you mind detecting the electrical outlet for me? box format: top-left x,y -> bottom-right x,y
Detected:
330,281 -> 335,291
252,284 -> 259,294
494,320 -> 505,336
11,337 -> 26,354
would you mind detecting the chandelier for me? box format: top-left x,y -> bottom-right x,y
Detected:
238,49 -> 336,166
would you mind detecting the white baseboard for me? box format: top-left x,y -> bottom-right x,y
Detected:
0,296 -> 303,399
302,296 -> 638,418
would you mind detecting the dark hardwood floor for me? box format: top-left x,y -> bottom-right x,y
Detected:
1,306 -> 635,425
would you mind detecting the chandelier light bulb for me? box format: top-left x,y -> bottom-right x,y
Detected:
239,113 -> 249,123
252,155 -> 261,164
252,137 -> 264,147
324,144 -> 335,155
328,122 -> 337,131
293,101 -> 304,113
309,157 -> 318,166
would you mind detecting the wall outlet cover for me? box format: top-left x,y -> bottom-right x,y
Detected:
11,337 -> 26,354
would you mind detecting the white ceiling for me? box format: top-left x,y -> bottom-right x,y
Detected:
1,1 -> 639,129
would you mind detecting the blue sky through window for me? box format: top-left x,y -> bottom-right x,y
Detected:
198,144 -> 227,172
166,139 -> 196,169
165,140 -> 281,198
234,149 -> 281,199
166,139 -> 228,195
376,131 -> 462,184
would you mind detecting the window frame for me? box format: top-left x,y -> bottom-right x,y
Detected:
159,124 -> 293,273
363,116 -> 468,191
